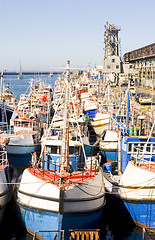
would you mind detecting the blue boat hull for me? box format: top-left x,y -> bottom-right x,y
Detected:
123,200 -> 155,229
0,104 -> 14,123
84,109 -> 97,119
19,204 -> 103,239
6,145 -> 41,167
7,154 -> 31,167
6,144 -> 41,155
101,150 -> 118,162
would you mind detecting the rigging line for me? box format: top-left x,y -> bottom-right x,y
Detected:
71,178 -> 104,197
39,78 -> 66,162
68,85 -> 87,163
119,175 -> 155,188
141,120 -> 155,161
104,184 -> 155,194
26,181 -> 47,205
66,168 -> 104,196
17,180 -> 105,189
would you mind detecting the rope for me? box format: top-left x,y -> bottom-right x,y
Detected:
38,79 -> 66,163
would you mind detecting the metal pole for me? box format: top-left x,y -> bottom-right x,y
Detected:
118,130 -> 121,173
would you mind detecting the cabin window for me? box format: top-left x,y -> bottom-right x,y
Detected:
32,135 -> 37,144
153,144 -> 155,153
75,147 -> 79,154
51,146 -> 57,154
69,147 -> 74,154
140,143 -> 145,153
128,143 -> 132,152
146,144 -> 151,152
133,143 -> 139,153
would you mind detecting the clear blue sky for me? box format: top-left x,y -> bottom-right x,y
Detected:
0,0 -> 154,71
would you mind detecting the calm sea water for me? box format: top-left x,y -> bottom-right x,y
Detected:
1,73 -> 144,240
3,73 -> 58,101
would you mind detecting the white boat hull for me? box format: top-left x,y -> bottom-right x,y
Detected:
17,168 -> 105,238
0,167 -> 14,223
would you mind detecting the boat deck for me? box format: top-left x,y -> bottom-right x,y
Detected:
0,164 -> 8,170
131,160 -> 155,173
0,130 -> 37,137
28,168 -> 99,187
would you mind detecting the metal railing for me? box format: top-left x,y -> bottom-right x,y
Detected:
33,230 -> 64,240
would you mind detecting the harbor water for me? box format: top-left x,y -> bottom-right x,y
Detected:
0,73 -> 145,240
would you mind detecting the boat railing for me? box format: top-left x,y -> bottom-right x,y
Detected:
0,150 -> 8,166
32,230 -> 64,240
0,123 -> 12,134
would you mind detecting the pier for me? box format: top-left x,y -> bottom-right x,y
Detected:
3,71 -> 63,75
123,43 -> 155,88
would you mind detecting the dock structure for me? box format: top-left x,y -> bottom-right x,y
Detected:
103,21 -> 121,86
103,22 -> 134,86
123,43 -> 155,88
123,43 -> 155,62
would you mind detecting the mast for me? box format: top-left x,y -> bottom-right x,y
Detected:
30,78 -> 33,113
61,60 -> 70,170
18,59 -> 23,79
117,130 -> 121,174
0,71 -> 3,102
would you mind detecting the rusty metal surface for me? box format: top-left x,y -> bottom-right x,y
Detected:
124,43 -> 155,62
69,229 -> 100,240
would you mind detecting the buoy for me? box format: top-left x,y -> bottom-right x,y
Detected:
145,105 -> 150,111
130,126 -> 134,135
134,126 -> 137,136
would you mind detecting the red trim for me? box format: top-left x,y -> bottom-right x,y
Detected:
28,168 -> 99,187
11,118 -> 35,122
0,165 -> 8,170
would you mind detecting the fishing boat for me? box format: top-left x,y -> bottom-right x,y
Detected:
31,78 -> 53,123
83,98 -> 98,119
91,112 -> 110,136
100,129 -> 119,162
17,61 -> 105,239
0,117 -> 41,167
18,60 -> 23,79
118,159 -> 155,230
0,72 -> 17,123
0,148 -> 17,223
49,72 -> 53,77
103,120 -> 155,232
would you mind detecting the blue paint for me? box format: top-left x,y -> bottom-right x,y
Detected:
19,205 -> 103,240
121,136 -> 155,172
44,152 -> 83,172
85,109 -> 97,119
104,163 -> 112,172
6,145 -> 41,167
101,150 -> 118,162
8,154 -> 31,167
123,200 -> 155,228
